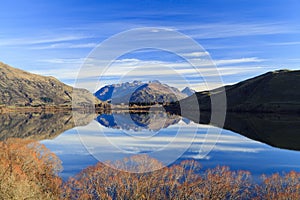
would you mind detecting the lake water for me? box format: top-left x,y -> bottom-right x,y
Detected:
36,111 -> 300,180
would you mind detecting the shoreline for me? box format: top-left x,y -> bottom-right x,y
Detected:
1,104 -> 300,115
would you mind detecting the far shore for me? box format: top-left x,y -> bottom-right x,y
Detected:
2,103 -> 299,114
0,104 -> 168,114
0,105 -> 110,114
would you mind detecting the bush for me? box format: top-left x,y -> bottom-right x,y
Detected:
254,171 -> 300,200
62,156 -> 251,200
0,138 -> 62,199
1,140 -> 299,200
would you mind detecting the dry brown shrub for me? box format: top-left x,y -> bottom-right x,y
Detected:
0,138 -> 62,199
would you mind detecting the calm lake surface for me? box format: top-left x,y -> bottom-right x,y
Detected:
40,111 -> 300,180
1,111 -> 299,180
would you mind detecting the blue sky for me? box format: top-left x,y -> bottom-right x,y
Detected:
1,0 -> 300,91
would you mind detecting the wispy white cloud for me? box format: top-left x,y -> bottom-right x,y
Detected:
267,41 -> 300,46
2,22 -> 295,49
0,34 -> 94,46
287,58 -> 300,62
31,42 -> 98,50
38,58 -> 85,64
181,51 -> 210,58
179,22 -> 300,39
29,35 -> 92,44
211,145 -> 265,153
70,43 -> 98,48
213,57 -> 265,66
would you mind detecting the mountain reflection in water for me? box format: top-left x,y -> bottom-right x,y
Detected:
96,112 -> 181,132
95,111 -> 300,151
0,112 -> 95,140
181,111 -> 300,151
1,111 -> 300,152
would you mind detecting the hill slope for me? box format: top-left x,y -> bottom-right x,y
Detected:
179,70 -> 300,113
0,62 -> 102,108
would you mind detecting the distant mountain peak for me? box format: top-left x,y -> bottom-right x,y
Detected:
181,87 -> 196,96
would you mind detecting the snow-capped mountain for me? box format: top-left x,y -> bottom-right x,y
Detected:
94,80 -> 193,105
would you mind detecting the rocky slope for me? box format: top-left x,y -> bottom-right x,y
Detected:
0,62 -> 102,108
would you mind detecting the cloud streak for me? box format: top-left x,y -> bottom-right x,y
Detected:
0,34 -> 94,47
178,22 -> 300,39
31,42 -> 98,50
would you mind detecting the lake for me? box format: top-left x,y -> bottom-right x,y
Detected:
44,111 -> 300,180
1,111 -> 300,180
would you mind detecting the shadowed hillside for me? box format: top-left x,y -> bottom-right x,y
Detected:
178,70 -> 300,113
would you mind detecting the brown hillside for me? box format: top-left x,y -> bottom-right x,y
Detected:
0,62 -> 101,108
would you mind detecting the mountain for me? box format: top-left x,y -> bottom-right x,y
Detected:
0,62 -> 104,108
95,80 -> 188,105
177,70 -> 300,113
181,87 -> 195,96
